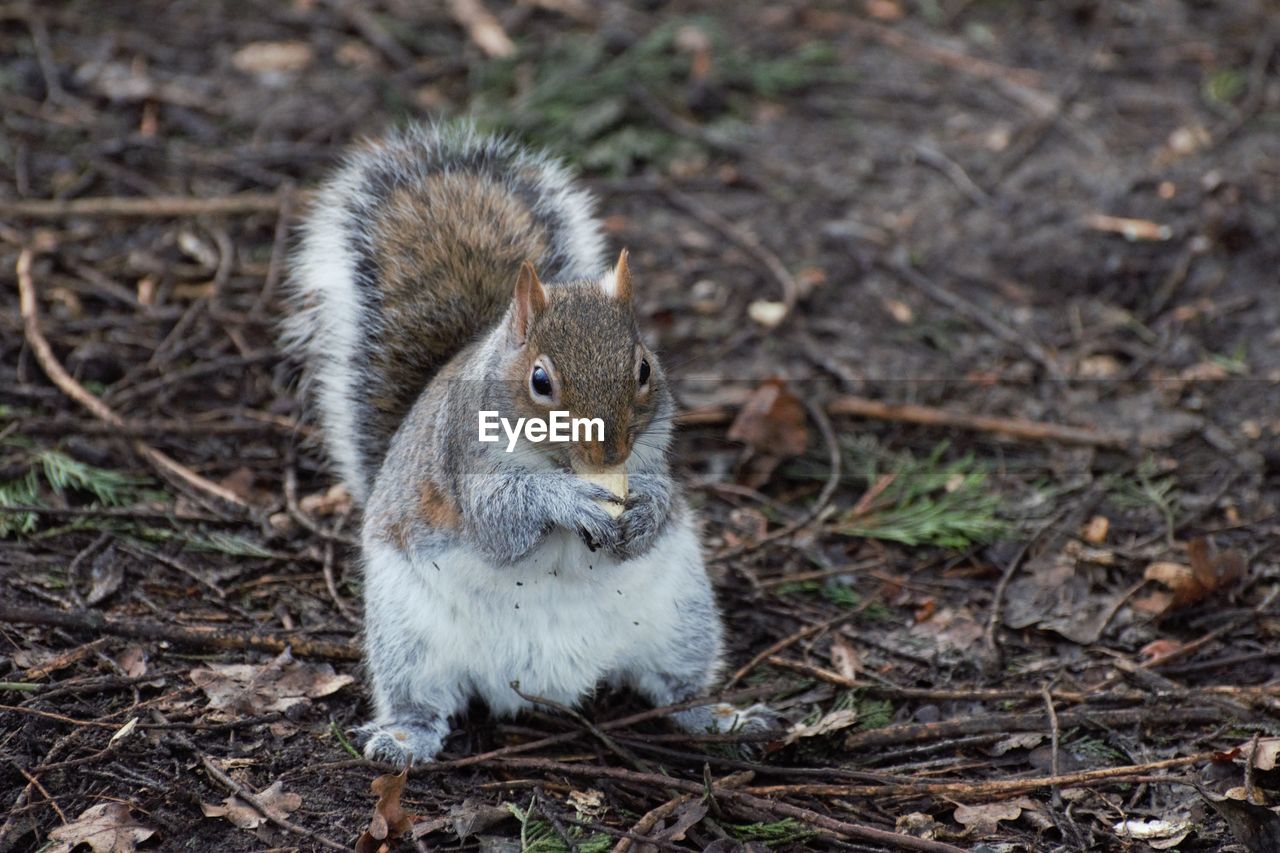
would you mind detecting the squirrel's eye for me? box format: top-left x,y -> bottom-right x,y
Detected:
530,364 -> 553,398
638,358 -> 651,387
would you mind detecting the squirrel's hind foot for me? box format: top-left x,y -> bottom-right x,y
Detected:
355,719 -> 449,766
672,702 -> 783,759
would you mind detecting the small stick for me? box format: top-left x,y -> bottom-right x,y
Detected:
878,256 -> 1065,379
0,192 -> 291,219
17,250 -> 248,509
1042,682 -> 1062,808
448,0 -> 515,57
746,751 -> 1221,800
724,613 -> 854,689
678,395 -> 1139,449
510,683 -> 650,772
658,178 -> 800,316
0,602 -> 360,661
200,754 -> 345,851
614,771 -> 754,853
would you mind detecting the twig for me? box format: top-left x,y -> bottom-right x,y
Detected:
983,507 -> 1070,665
200,754 -> 346,851
1042,682 -> 1062,808
658,178 -> 800,317
747,751 -> 1222,800
0,192 -> 293,219
614,771 -> 754,853
680,394 -> 1141,449
510,682 -> 650,771
710,397 -> 841,563
429,759 -> 968,853
0,602 -> 360,661
724,613 -> 855,689
825,395 -> 1132,448
878,255 -> 1065,379
17,250 -> 249,510
842,706 -> 1224,751
449,0 -> 515,57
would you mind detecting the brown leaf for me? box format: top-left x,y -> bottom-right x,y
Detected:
659,800 -> 708,842
451,798 -> 513,839
1188,537 -> 1245,594
727,380 -> 809,488
1082,514 -> 1110,544
189,648 -> 354,715
231,41 -> 314,76
356,769 -> 414,853
200,779 -> 301,830
828,636 -> 860,682
47,803 -> 156,853
953,798 -> 1036,836
1139,638 -> 1184,662
1143,539 -> 1245,614
728,380 -> 809,457
785,708 -> 858,744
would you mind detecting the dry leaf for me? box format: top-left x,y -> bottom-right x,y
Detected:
47,803 -> 156,853
567,789 -> 606,820
451,798 -> 512,839
784,708 -> 858,744
1143,538 -> 1245,613
828,637 -> 860,682
659,800 -> 708,843
299,483 -> 352,516
190,648 -> 354,715
1139,638 -> 1184,662
987,733 -> 1044,756
954,798 -> 1036,836
356,769 -> 414,853
201,779 -> 301,829
231,41 -> 314,76
1082,514 -> 1110,544
896,811 -> 939,839
747,300 -> 788,328
116,645 -> 148,678
727,380 -> 809,487
1112,816 -> 1194,849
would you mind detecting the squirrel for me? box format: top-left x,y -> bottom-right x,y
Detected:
285,123 -> 771,765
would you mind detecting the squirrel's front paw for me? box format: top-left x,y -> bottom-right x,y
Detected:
355,720 -> 446,767
614,492 -> 664,559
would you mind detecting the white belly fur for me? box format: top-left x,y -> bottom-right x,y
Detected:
363,516 -> 706,718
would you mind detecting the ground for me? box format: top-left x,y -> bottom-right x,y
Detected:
2,1 -> 1279,851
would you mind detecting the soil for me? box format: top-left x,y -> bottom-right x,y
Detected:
2,1 -> 1278,851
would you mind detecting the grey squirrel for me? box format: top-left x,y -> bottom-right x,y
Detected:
285,123 -> 770,765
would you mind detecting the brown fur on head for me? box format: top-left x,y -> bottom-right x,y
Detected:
502,251 -> 661,470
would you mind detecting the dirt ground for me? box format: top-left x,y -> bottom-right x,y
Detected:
2,1 -> 1279,851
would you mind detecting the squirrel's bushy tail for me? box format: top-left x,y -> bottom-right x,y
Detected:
283,123 -> 605,503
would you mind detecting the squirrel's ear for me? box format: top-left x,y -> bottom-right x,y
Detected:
604,248 -> 633,302
511,260 -> 547,345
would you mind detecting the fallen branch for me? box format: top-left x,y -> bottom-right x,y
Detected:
17,249 -> 249,509
417,758 -> 967,853
677,394 -> 1139,449
1,192 -> 292,219
0,602 -> 361,661
747,751 -> 1220,801
842,706 -> 1225,751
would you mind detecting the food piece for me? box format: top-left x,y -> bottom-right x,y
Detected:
573,462 -> 628,518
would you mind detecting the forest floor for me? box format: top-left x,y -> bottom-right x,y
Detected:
2,1 -> 1279,851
